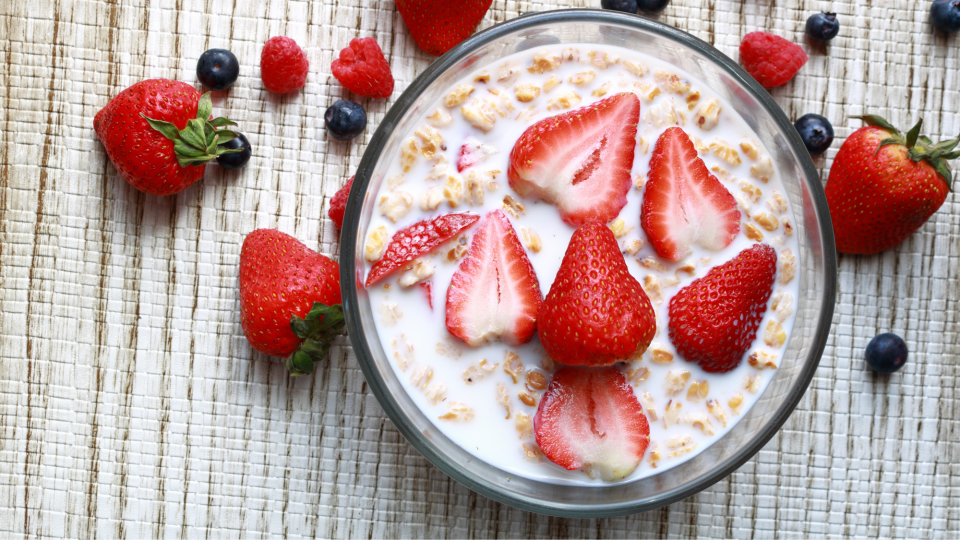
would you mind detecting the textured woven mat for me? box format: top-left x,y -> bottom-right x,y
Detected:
1,0 -> 958,538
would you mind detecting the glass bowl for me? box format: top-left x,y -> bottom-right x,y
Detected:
339,9 -> 836,518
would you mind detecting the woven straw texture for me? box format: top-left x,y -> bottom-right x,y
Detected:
1,0 -> 958,537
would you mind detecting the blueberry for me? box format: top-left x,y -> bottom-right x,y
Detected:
865,333 -> 908,374
931,0 -> 960,33
637,0 -> 670,14
324,100 -> 367,141
216,132 -> 252,170
601,0 -> 638,13
196,49 -> 240,91
805,12 -> 840,42
794,114 -> 834,156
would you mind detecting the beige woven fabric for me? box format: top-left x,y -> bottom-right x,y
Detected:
1,0 -> 958,537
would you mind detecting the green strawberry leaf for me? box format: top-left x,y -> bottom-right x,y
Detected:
904,119 -> 922,149
208,117 -> 238,128
180,119 -> 208,150
141,114 -> 182,141
929,136 -> 960,154
933,161 -> 953,188
174,138 -> 207,158
214,130 -> 238,145
855,115 -> 899,134
196,92 -> 213,121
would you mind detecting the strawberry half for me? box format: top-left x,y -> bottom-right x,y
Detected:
445,210 -> 542,346
508,93 -> 640,227
534,367 -> 650,481
538,221 -> 656,366
365,213 -> 480,287
668,243 -> 777,373
641,127 -> 740,261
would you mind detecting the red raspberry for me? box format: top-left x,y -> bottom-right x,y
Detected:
739,32 -> 808,89
331,38 -> 394,99
328,176 -> 353,229
260,36 -> 309,93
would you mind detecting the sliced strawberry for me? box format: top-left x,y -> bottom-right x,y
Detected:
641,127 -> 740,261
457,138 -> 497,172
419,280 -> 433,310
669,243 -> 778,372
507,93 -> 640,226
445,209 -> 542,347
534,367 -> 650,481
365,213 -> 479,287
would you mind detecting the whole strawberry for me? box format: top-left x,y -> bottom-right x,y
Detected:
538,221 -> 656,366
668,244 -> 777,373
328,176 -> 354,229
826,115 -> 958,254
239,229 -> 343,376
94,79 -> 241,195
396,0 -> 493,56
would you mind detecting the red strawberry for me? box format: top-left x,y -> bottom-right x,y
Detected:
641,127 -> 740,261
395,0 -> 493,56
445,210 -> 542,347
365,213 -> 480,286
826,115 -> 957,254
456,138 -> 497,172
331,38 -> 395,99
668,243 -> 777,373
239,229 -> 343,376
508,93 -> 640,226
739,32 -> 808,90
534,367 -> 650,481
94,79 -> 241,195
538,221 -> 656,366
328,176 -> 354,229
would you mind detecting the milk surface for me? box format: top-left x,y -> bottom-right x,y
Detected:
362,44 -> 802,485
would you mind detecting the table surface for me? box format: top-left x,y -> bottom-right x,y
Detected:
1,0 -> 958,538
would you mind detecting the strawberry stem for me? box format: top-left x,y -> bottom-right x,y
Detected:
285,302 -> 346,376
141,92 -> 241,168
854,114 -> 959,188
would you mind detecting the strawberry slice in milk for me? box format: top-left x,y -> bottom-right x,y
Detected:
507,93 -> 640,226
445,209 -> 543,347
362,44 -> 803,486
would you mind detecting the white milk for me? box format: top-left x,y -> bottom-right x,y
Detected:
362,44 -> 802,485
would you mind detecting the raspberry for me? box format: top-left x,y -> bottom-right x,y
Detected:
260,36 -> 309,93
331,38 -> 395,99
739,32 -> 808,90
328,176 -> 354,229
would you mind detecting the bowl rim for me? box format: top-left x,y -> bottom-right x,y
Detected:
340,8 -> 837,517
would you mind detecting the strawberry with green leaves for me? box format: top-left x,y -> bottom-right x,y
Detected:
94,79 -> 241,195
826,115 -> 958,254
239,229 -> 343,376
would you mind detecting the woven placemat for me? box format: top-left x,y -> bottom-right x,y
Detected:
1,0 -> 957,537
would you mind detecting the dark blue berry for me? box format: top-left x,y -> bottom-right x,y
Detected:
865,333 -> 908,374
931,0 -> 960,33
216,132 -> 252,170
794,114 -> 834,156
601,0 -> 638,13
637,0 -> 670,14
324,100 -> 367,141
806,12 -> 840,42
196,49 -> 240,91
